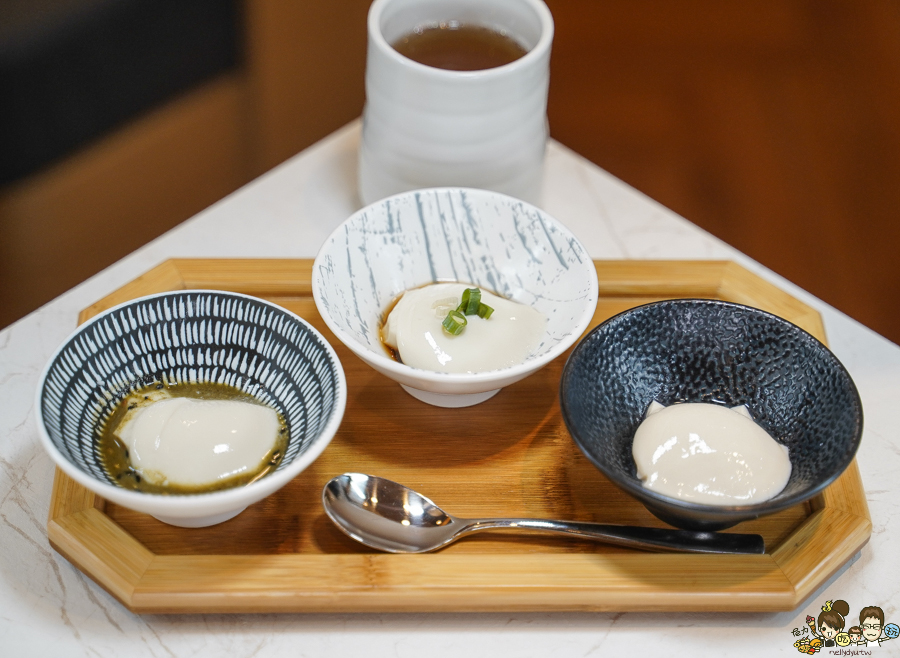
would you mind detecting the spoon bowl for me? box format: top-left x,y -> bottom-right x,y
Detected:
322,473 -> 765,554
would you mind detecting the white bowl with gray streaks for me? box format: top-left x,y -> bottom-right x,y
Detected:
312,188 -> 598,407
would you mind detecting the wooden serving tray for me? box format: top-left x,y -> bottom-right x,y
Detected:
48,259 -> 871,613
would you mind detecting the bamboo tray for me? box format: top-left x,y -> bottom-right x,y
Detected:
47,259 -> 871,613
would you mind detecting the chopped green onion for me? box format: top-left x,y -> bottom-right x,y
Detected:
458,288 -> 482,315
477,303 -> 494,319
443,287 -> 494,335
442,309 -> 467,335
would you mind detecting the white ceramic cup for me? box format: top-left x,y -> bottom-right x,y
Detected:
358,0 -> 554,206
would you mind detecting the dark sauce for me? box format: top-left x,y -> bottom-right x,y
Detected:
380,291 -> 406,363
392,23 -> 528,71
98,381 -> 288,495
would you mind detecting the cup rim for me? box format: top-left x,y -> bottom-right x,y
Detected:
34,289 -> 348,517
367,0 -> 555,79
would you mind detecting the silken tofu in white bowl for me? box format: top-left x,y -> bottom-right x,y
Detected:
312,187 -> 598,407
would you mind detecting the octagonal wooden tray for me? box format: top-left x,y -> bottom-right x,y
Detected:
47,259 -> 871,613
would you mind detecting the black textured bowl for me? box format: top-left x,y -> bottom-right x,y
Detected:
559,299 -> 863,531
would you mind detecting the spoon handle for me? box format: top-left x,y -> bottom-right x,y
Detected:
458,519 -> 765,554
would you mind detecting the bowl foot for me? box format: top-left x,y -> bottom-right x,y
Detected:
152,507 -> 247,528
643,502 -> 752,532
400,385 -> 501,407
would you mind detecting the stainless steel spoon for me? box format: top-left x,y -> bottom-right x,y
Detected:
322,473 -> 765,554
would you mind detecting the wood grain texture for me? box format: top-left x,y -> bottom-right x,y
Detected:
48,469 -> 101,522
771,506 -> 872,604
130,553 -> 796,614
48,508 -> 154,604
48,259 -> 870,613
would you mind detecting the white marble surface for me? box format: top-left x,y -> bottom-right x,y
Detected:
2,122 -> 898,656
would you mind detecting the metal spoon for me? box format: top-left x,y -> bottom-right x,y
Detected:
322,473 -> 765,554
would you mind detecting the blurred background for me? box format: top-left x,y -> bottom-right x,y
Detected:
2,0 -> 898,344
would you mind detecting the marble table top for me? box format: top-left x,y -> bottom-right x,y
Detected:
2,122 -> 897,656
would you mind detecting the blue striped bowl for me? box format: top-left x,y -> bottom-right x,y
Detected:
36,290 -> 346,527
313,188 -> 598,407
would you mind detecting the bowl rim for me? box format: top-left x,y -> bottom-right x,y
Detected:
34,289 -> 348,517
312,186 -> 599,385
559,297 -> 864,519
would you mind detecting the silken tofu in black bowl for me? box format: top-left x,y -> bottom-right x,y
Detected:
559,299 -> 863,531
